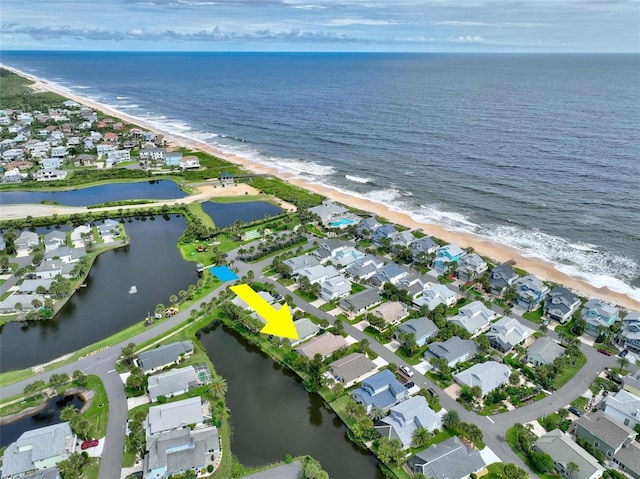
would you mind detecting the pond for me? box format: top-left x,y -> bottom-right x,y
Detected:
0,215 -> 198,372
198,322 -> 385,479
0,393 -> 85,447
200,201 -> 283,228
0,180 -> 186,206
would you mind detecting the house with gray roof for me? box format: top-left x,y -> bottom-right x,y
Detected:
534,429 -> 604,479
18,278 -> 54,294
339,289 -> 382,315
143,425 -> 219,479
136,341 -> 194,374
448,301 -> 497,336
372,224 -> 397,247
352,369 -> 408,412
390,230 -> 415,249
297,264 -> 339,285
311,239 -> 350,262
574,410 -> 636,461
15,231 -> 39,255
411,236 -> 439,262
329,352 -> 377,387
146,397 -> 205,437
97,219 -> 120,242
396,274 -> 426,299
526,337 -> 565,366
70,225 -> 92,246
424,337 -> 480,368
18,468 -> 61,479
2,422 -> 75,479
290,318 -> 321,347
319,275 -> 352,301
454,361 -> 511,396
488,263 -> 519,296
582,299 -> 620,336
515,275 -> 550,311
148,366 -> 200,402
232,291 -> 274,311
623,369 -> 640,397
344,256 -> 384,280
407,436 -> 487,479
0,293 -> 45,313
43,246 -> 86,264
486,316 -> 534,353
282,254 -> 321,277
603,389 -> 640,429
394,317 -> 439,347
295,333 -> 347,359
544,287 -> 581,324
375,396 -> 440,449
43,231 -> 66,251
356,217 -> 381,239
412,283 -> 458,311
612,441 -> 640,479
622,312 -> 640,354
250,303 -> 293,328
369,301 -> 409,330
34,260 -> 62,279
456,253 -> 488,283
308,200 -> 351,228
332,246 -> 366,267
368,262 -> 407,287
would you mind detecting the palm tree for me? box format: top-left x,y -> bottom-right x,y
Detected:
208,375 -> 228,399
618,356 -> 630,374
369,405 -> 386,421
442,410 -> 460,431
567,462 -> 580,475
412,427 -> 432,448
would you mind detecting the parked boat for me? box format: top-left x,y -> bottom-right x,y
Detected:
128,285 -> 137,294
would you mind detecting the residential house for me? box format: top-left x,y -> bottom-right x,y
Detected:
396,274 -> 426,299
375,396 -> 440,449
448,301 -> 497,336
344,255 -> 384,280
581,299 -> 620,337
454,361 -> 511,396
356,217 -> 381,239
290,318 -> 321,346
390,230 -> 415,249
352,370 -> 408,413
488,263 -> 519,296
43,246 -> 86,264
534,429 -> 605,479
179,155 -> 200,169
368,301 -> 409,330
603,390 -> 640,429
2,168 -> 23,184
15,231 -> 40,255
308,200 -> 349,228
43,231 -> 66,251
102,132 -> 118,143
140,147 -> 166,162
432,244 -> 465,272
0,293 -> 45,313
295,333 -> 347,359
319,245 -> 364,267
622,312 -> 640,354
455,253 -> 488,283
146,397 -> 205,436
148,366 -> 200,402
18,279 -> 53,294
339,289 -> 382,315
297,264 -> 339,285
612,441 -> 640,479
312,239 -> 350,263
407,436 -> 487,479
329,352 -> 377,387
136,341 -> 194,375
96,144 -> 115,158
232,291 -> 274,311
411,236 -> 439,262
574,410 -> 636,461
526,337 -> 565,367
34,260 -> 62,279
623,370 -> 640,397
1,422 -> 76,479
282,254 -> 321,277
544,287 -> 581,324
368,262 -> 407,287
143,426 -> 219,479
424,337 -> 480,368
486,316 -> 534,353
249,303 -> 293,329
98,219 -> 120,242
394,317 -> 439,347
372,224 -> 397,247
515,275 -> 550,311
35,169 -> 68,182
2,148 -> 24,161
164,151 -> 182,167
412,283 -> 458,311
5,160 -> 32,171
106,149 -> 131,166
41,157 -> 63,170
319,275 -> 352,302
70,225 -> 93,246
50,146 -> 67,158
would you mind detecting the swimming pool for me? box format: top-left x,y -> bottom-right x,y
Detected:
331,218 -> 356,228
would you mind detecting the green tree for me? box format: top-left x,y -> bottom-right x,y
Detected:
442,410 -> 460,430
572,314 -> 587,336
617,356 -> 629,374
358,338 -> 370,354
23,379 -> 46,396
529,450 -> 555,473
376,437 -> 405,465
60,405 -> 79,422
369,405 -> 386,421
126,367 -> 145,391
567,462 -> 580,474
49,373 -> 70,388
72,370 -> 88,387
502,463 -> 528,479
208,375 -> 229,399
412,427 -> 432,448
121,342 -> 137,366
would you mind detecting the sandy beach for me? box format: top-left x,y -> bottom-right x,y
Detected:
4,65 -> 639,312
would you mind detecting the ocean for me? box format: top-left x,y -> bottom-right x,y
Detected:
1,51 -> 639,301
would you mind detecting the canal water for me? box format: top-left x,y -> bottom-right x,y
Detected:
0,215 -> 197,372
198,322 -> 385,479
200,201 -> 283,228
0,180 -> 185,206
0,394 -> 84,447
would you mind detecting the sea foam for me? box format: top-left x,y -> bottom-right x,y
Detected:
345,175 -> 372,184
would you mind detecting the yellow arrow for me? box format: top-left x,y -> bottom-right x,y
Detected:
230,284 -> 299,340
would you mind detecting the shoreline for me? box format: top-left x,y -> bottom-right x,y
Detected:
2,64 -> 639,312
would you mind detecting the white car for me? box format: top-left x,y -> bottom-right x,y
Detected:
399,365 -> 414,377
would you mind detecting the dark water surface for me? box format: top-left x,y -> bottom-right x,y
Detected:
0,180 -> 185,206
0,394 -> 84,447
0,216 -> 197,372
200,201 -> 283,228
198,322 -> 385,479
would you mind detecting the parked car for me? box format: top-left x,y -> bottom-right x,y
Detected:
542,318 -> 550,326
404,381 -> 415,389
618,349 -> 629,357
598,348 -> 612,356
399,365 -> 414,377
81,439 -> 99,450
568,407 -> 582,417
427,387 -> 438,397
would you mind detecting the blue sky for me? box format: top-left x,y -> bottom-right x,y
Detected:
2,0 -> 639,52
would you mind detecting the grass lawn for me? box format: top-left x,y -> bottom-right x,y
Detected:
505,425 -> 557,479
0,393 -> 46,416
394,346 -> 423,366
570,396 -> 589,409
83,459 -> 100,479
186,202 -> 215,228
362,326 -> 392,344
83,375 -> 109,439
320,301 -> 338,312
294,289 -> 319,303
351,283 -> 366,294
522,307 -> 544,323
554,352 -> 586,389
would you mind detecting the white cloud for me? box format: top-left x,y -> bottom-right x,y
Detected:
448,35 -> 490,44
324,18 -> 396,26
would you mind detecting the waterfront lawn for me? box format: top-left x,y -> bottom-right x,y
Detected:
250,176 -> 323,208
522,307 -> 544,324
187,202 -> 216,228
0,392 -> 46,417
83,375 -> 109,439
